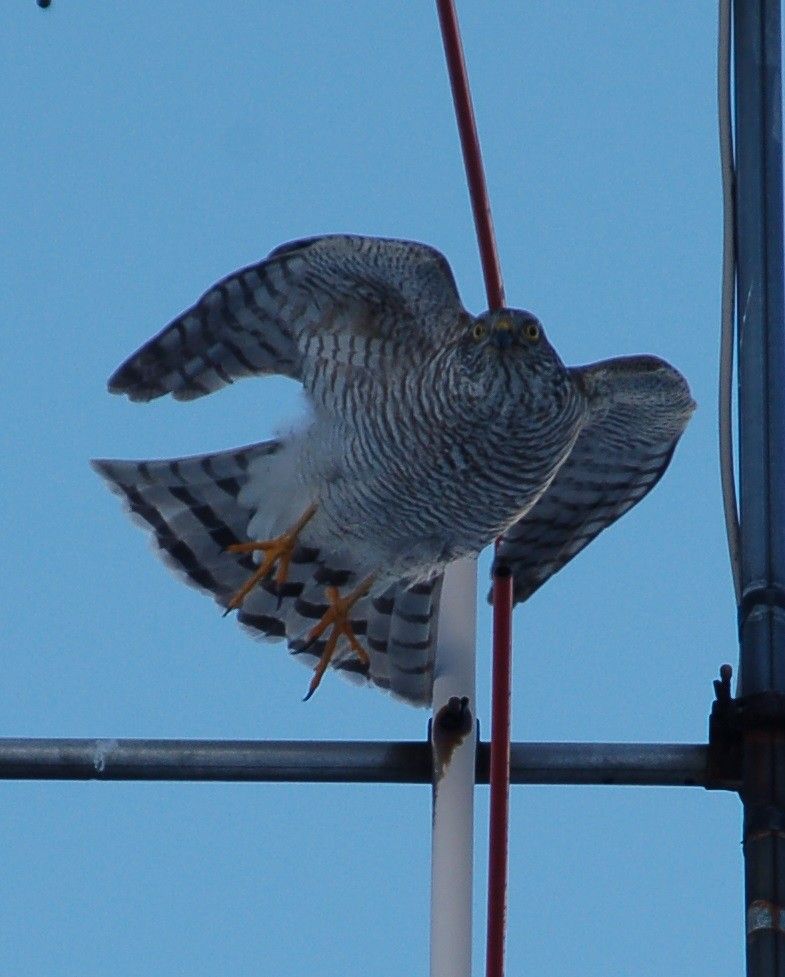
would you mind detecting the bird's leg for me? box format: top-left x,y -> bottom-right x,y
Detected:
223,503 -> 318,614
302,574 -> 375,701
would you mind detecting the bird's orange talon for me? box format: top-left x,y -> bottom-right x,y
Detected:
303,575 -> 374,700
224,503 -> 317,612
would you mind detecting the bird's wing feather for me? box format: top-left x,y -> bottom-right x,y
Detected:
493,355 -> 695,603
108,235 -> 467,402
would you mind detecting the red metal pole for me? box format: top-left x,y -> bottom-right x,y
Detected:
486,566 -> 513,977
435,3 -> 514,975
435,0 -> 505,311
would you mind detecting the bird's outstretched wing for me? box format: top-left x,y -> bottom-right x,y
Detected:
493,355 -> 695,604
108,235 -> 467,402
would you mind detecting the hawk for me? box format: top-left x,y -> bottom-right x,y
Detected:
94,235 -> 695,705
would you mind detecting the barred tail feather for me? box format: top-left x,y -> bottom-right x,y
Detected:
91,440 -> 282,605
93,443 -> 440,706
366,577 -> 442,705
284,572 -> 442,707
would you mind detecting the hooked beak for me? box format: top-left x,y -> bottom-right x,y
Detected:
491,319 -> 514,349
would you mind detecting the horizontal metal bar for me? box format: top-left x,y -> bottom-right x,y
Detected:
0,738 -> 717,788
507,742 -> 712,787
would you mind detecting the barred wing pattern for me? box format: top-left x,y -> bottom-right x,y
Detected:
493,355 -> 695,604
92,445 -> 442,706
99,231 -> 694,706
108,235 -> 466,403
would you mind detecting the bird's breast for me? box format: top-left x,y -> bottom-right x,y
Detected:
306,374 -> 586,570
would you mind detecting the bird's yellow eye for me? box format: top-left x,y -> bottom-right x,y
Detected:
472,322 -> 486,341
524,322 -> 540,342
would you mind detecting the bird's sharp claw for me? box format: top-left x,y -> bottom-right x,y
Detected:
302,575 -> 374,699
224,503 -> 317,612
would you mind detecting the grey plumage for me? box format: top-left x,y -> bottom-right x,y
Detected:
95,234 -> 695,706
493,355 -> 695,603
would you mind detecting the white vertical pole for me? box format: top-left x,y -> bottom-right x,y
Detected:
430,557 -> 477,977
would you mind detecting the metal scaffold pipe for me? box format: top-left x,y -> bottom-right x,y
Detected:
430,561 -> 477,977
733,0 -> 785,974
0,737 -> 714,787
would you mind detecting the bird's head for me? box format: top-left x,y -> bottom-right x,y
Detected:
471,308 -> 541,349
459,308 -> 565,389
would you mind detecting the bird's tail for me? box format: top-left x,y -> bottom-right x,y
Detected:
92,440 -> 283,607
92,441 -> 441,706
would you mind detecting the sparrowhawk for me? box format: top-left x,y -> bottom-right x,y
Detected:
93,234 -> 695,705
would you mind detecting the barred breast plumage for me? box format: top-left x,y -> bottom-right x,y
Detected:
94,234 -> 695,705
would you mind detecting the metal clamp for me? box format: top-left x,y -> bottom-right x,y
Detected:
706,664 -> 785,791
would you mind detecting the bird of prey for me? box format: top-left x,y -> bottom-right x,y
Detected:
94,234 -> 695,706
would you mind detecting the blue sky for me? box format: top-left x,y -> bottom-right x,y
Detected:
4,3 -> 742,975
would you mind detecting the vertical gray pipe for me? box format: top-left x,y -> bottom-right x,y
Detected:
734,0 -> 785,974
430,559 -> 476,977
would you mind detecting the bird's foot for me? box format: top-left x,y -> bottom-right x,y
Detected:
302,574 -> 375,700
223,503 -> 317,614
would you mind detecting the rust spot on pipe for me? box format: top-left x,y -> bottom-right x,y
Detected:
432,696 -> 473,783
746,829 -> 785,843
747,899 -> 785,937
